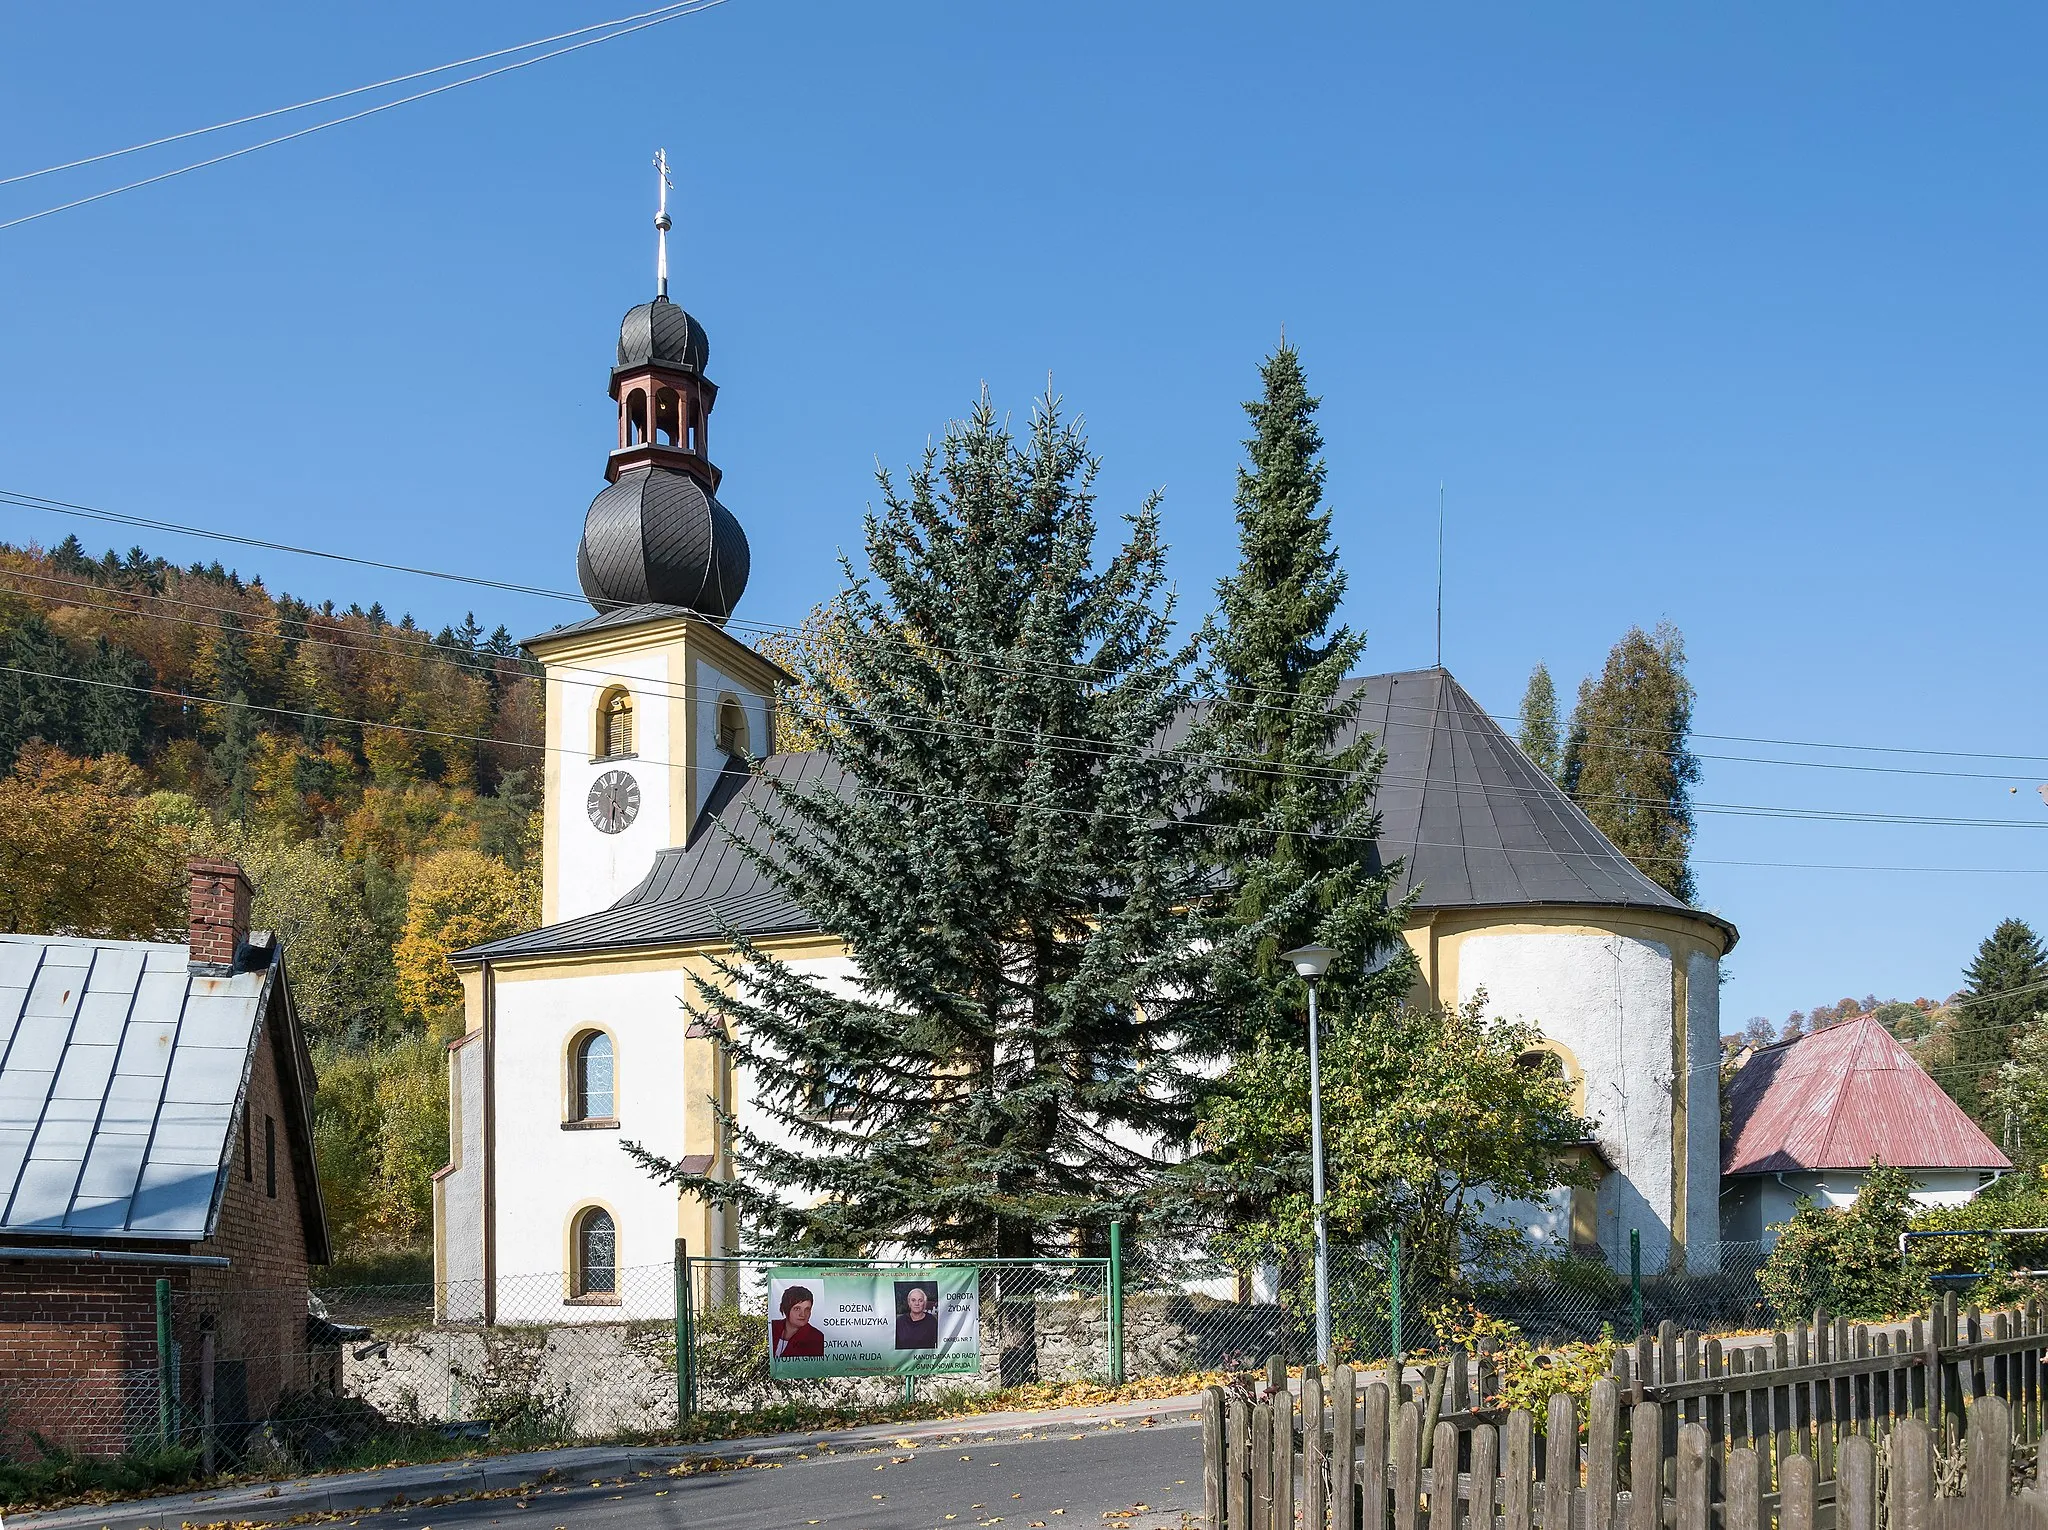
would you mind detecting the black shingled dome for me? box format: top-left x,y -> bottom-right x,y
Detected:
616,297 -> 708,373
578,466 -> 750,621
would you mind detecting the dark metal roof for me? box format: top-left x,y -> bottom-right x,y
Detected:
616,297 -> 708,373
460,753 -> 847,962
576,466 -> 750,621
461,666 -> 1735,964
1723,1016 -> 2007,1175
1344,669 -> 1733,941
522,601 -> 701,650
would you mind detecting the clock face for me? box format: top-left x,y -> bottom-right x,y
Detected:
586,769 -> 641,834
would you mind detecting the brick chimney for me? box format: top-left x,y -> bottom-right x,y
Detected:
188,858 -> 253,971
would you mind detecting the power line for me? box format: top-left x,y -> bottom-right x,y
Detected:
10,485 -> 2048,777
0,3 -> 719,189
10,574 -> 2048,836
6,659 -> 2048,880
0,1 -> 730,233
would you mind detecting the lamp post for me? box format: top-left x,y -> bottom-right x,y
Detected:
1281,943 -> 1338,1371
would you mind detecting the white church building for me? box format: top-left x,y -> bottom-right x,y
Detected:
432,277 -> 1738,1322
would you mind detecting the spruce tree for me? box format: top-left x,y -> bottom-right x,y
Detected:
1182,342 -> 1409,1244
1562,623 -> 1700,902
1518,663 -> 1561,782
1953,918 -> 2048,1130
627,395 -> 1219,1261
1191,343 -> 1408,1047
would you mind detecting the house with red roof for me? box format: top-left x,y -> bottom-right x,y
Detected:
1720,1014 -> 2010,1247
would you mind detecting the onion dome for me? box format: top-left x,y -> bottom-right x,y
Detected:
577,466 -> 750,621
616,297 -> 709,373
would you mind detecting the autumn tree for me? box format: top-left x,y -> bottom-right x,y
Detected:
393,847 -> 539,1023
0,745 -> 185,938
1562,622 -> 1700,902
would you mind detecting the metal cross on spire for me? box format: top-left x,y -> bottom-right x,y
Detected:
653,147 -> 673,300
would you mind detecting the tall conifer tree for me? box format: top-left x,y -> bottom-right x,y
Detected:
1562,623 -> 1700,902
1955,918 -> 2048,1129
1518,663 -> 1561,782
1191,343 -> 1407,1045
628,396 -> 1222,1259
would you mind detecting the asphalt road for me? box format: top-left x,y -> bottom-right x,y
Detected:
81,1415 -> 1206,1530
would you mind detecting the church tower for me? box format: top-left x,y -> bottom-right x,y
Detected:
524,155 -> 786,923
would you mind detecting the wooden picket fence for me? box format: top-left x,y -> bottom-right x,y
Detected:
1203,1295 -> 2048,1528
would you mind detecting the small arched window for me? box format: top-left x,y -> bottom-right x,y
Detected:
572,1031 -> 615,1121
654,387 -> 680,446
572,1207 -> 616,1297
625,388 -> 648,446
716,696 -> 748,757
598,688 -> 634,758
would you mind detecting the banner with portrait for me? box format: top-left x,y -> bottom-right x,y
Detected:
764,1266 -> 980,1378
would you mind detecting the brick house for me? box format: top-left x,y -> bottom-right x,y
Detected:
0,859 -> 332,1455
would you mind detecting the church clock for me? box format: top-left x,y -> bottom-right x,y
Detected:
586,770 -> 641,834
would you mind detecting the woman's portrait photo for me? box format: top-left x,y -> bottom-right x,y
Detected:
771,1283 -> 825,1359
894,1279 -> 940,1350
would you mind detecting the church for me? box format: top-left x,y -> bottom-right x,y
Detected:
431,263 -> 1738,1323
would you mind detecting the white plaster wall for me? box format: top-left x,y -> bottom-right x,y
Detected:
730,951 -> 864,1207
1456,932 -> 1676,1268
1685,950 -> 1723,1271
690,657 -> 774,821
1755,1169 -> 1992,1248
438,1037 -> 485,1320
489,961 -> 693,1320
1477,1186 -> 1574,1253
552,653 -> 677,923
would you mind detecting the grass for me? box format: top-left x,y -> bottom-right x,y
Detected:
0,1441 -> 204,1509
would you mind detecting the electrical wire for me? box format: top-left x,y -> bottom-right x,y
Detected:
5,660 -> 2048,881
8,572 -> 2047,837
14,484 -> 2048,788
0,3 -> 720,189
0,1 -> 730,233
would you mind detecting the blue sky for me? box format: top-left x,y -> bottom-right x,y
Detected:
2,2 -> 2044,1027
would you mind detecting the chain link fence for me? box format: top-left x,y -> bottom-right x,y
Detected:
682,1255 -> 1113,1413
2,1236 -> 1938,1471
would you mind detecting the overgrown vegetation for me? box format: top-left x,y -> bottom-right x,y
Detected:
0,536 -> 543,1263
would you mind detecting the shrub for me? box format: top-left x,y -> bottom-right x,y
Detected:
1759,1162 -> 1929,1321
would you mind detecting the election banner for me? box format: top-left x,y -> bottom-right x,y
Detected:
765,1266 -> 980,1378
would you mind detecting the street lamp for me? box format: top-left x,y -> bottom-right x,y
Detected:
1281,943 -> 1338,1371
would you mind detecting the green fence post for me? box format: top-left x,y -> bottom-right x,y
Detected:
1108,1222 -> 1126,1385
1629,1228 -> 1643,1338
1389,1231 -> 1402,1362
673,1238 -> 695,1424
154,1277 -> 173,1447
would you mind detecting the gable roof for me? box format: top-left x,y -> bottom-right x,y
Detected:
0,934 -> 329,1255
460,665 -> 1736,964
1722,1014 -> 2009,1176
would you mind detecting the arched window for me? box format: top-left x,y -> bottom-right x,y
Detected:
625,388 -> 648,446
572,1207 -> 616,1297
654,387 -> 680,446
571,1031 -> 615,1121
598,688 -> 634,758
716,696 -> 748,757
1516,1042 -> 1587,1114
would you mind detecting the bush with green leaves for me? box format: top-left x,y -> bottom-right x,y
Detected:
1759,1162 -> 1931,1322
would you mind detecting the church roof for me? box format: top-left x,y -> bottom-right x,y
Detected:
1723,1015 -> 2008,1176
457,665 -> 1736,965
1342,669 -> 1731,938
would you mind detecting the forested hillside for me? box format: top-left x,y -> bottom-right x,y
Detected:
0,533 -> 548,1274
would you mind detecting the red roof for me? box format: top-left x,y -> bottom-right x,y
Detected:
1723,1015 -> 2010,1176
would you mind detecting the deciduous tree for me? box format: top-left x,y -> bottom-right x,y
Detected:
1517,663 -> 1561,782
0,744 -> 184,938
